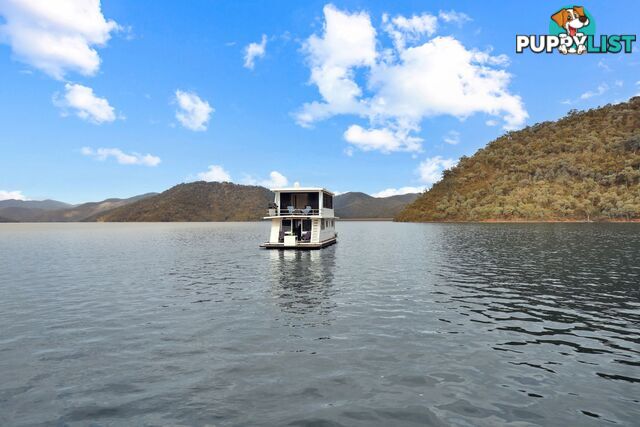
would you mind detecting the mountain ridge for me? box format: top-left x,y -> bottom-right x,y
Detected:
94,182 -> 272,222
0,185 -> 418,222
0,193 -> 157,222
335,192 -> 419,218
0,199 -> 71,210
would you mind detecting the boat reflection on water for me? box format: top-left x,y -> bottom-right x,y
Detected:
267,248 -> 337,321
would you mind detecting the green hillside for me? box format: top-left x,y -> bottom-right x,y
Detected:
397,97 -> 640,222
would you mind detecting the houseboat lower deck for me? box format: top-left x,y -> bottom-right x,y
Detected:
260,236 -> 337,250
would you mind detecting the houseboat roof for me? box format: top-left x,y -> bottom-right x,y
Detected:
271,187 -> 335,196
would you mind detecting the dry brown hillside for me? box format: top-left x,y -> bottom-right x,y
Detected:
95,182 -> 272,222
397,97 -> 640,222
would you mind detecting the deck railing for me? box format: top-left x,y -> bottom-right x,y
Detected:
267,208 -> 321,216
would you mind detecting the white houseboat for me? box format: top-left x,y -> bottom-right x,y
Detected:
261,187 -> 337,249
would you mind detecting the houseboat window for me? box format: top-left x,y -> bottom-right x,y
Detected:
302,219 -> 311,231
279,192 -> 320,210
321,219 -> 325,230
323,192 -> 333,209
282,219 -> 292,232
280,193 -> 292,209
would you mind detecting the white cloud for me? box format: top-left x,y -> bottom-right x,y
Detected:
296,4 -> 376,127
580,83 -> 609,100
443,130 -> 460,145
0,190 -> 27,201
368,36 -> 527,131
297,5 -> 527,154
373,155 -> 456,198
192,167 -> 289,188
372,186 -> 424,197
562,81 -> 621,105
485,119 -> 498,126
242,170 -> 289,188
197,165 -> 232,182
244,34 -> 267,69
417,156 -> 456,184
344,124 -> 422,153
81,147 -> 160,166
174,90 -> 214,131
54,83 -> 116,124
383,12 -> 437,51
262,171 -> 288,188
0,0 -> 120,79
438,10 -> 472,25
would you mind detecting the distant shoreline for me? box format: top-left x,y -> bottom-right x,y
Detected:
398,219 -> 640,223
337,218 -> 394,221
3,219 -> 640,224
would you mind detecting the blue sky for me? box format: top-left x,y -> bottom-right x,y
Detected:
0,0 -> 639,203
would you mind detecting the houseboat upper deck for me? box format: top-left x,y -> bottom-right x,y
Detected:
261,187 -> 337,249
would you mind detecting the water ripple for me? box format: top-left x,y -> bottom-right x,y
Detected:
0,222 -> 639,426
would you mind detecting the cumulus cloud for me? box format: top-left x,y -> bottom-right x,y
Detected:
368,36 -> 526,130
54,83 -> 116,124
297,5 -> 527,153
192,166 -> 289,188
244,34 -> 267,69
174,90 -> 214,131
0,0 -> 120,79
262,171 -> 288,188
344,124 -> 422,153
417,156 -> 456,184
296,4 -> 376,127
81,147 -> 160,166
372,186 -> 424,197
243,171 -> 289,188
0,190 -> 27,201
383,12 -> 437,51
197,165 -> 232,182
372,155 -> 456,198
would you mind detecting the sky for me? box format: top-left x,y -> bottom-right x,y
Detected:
0,0 -> 639,203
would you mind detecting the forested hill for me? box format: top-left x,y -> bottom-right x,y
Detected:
335,192 -> 419,218
94,183 -> 418,221
397,97 -> 640,222
94,182 -> 272,221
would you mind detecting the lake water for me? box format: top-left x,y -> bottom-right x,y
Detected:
1,222 -> 639,426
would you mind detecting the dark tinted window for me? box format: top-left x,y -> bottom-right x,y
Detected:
323,192 -> 333,209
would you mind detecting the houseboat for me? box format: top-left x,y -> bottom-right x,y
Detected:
260,187 -> 337,249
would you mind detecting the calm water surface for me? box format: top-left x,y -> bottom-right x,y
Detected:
0,222 -> 639,426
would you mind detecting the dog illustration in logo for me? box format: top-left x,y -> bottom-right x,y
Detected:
551,6 -> 590,54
